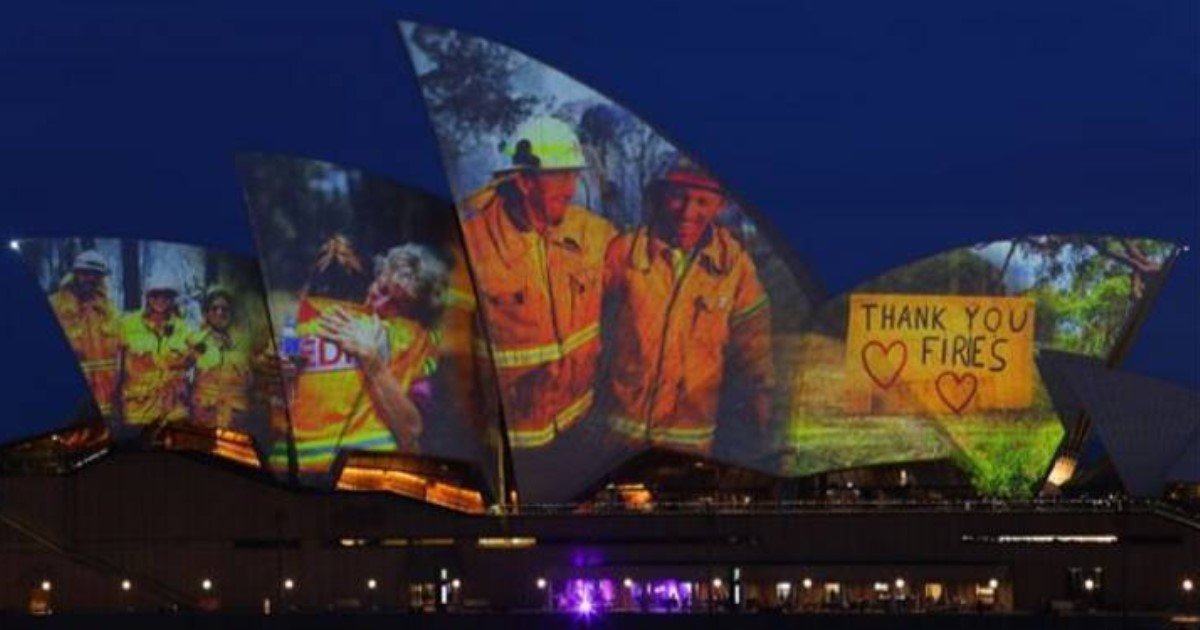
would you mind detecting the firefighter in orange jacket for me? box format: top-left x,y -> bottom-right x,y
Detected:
461,116 -> 615,448
190,287 -> 253,429
603,155 -> 774,455
48,250 -> 120,418
278,243 -> 444,476
116,276 -> 196,425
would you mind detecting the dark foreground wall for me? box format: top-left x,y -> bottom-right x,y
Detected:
0,612 -> 1193,630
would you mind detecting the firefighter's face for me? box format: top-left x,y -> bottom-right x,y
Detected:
72,269 -> 104,298
368,260 -> 418,317
146,290 -> 175,315
519,170 -> 578,226
661,184 -> 725,248
205,297 -> 233,331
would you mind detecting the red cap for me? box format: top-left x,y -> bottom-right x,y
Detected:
659,155 -> 722,193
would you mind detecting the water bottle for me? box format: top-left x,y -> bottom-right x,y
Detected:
281,314 -> 300,359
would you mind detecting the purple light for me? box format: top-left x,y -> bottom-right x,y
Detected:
577,597 -> 594,615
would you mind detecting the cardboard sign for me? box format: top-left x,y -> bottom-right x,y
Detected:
845,294 -> 1035,415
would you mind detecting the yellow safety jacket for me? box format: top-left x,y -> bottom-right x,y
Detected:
604,226 -> 774,455
190,325 -> 253,429
117,312 -> 195,425
462,187 -> 615,448
48,285 -> 120,417
273,297 -> 437,475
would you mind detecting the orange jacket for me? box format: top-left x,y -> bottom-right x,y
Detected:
190,326 -> 253,429
278,297 -> 437,475
462,187 -> 615,448
440,244 -> 500,439
117,312 -> 195,425
48,285 -> 120,417
603,226 -> 774,454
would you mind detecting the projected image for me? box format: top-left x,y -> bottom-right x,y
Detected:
400,23 -> 822,500
19,238 -> 287,463
237,154 -> 496,485
787,236 -> 1179,496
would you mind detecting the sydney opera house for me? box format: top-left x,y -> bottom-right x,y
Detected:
0,22 -> 1196,621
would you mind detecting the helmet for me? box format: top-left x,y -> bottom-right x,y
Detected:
202,285 -> 234,309
143,273 -> 179,296
656,153 -> 722,194
71,250 -> 110,275
500,116 -> 586,172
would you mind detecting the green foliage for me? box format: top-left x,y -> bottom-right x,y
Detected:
940,413 -> 1064,498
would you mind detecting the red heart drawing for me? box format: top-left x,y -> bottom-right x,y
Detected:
935,371 -> 978,415
860,340 -> 907,390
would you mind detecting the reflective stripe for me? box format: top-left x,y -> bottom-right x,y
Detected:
445,288 -> 477,310
507,422 -> 555,449
278,430 -> 399,467
609,415 -> 715,449
79,358 -> 117,370
553,388 -> 593,432
487,322 -> 600,369
507,388 -> 594,449
731,295 -> 769,327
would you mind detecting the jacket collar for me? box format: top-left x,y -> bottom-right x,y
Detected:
630,224 -> 732,276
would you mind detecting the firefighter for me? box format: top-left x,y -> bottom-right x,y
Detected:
190,286 -> 253,429
48,250 -> 120,417
602,155 -> 774,455
281,242 -> 445,475
115,274 -> 196,425
460,116 -> 616,448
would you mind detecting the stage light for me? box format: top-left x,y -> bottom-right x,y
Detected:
576,597 -> 594,616
1183,578 -> 1194,593
283,579 -> 295,591
40,580 -> 51,592
201,578 -> 213,592
988,578 -> 999,589
120,580 -> 132,592
802,578 -> 813,589
536,578 -> 547,590
367,578 -> 377,591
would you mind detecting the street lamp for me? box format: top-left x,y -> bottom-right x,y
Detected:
201,578 -> 213,592
283,578 -> 295,591
988,578 -> 999,590
121,580 -> 132,592
894,578 -> 906,590
712,578 -> 723,589
1083,578 -> 1095,592
536,578 -> 547,590
802,578 -> 813,589
367,578 -> 377,591
40,581 -> 52,593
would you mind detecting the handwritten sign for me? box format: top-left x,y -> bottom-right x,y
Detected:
845,294 -> 1035,415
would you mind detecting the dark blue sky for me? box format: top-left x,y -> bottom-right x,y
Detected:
0,0 -> 1195,442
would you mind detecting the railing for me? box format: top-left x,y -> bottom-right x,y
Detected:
508,497 -> 1198,520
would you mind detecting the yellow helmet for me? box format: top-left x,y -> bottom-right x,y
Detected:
499,116 -> 586,172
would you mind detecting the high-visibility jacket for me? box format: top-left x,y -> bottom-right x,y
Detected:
461,187 -> 615,448
117,312 -> 195,425
440,244 -> 499,438
274,297 -> 437,475
189,325 -> 253,429
48,285 -> 120,417
603,225 -> 774,454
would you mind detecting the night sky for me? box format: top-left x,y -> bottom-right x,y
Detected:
0,0 -> 1195,443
